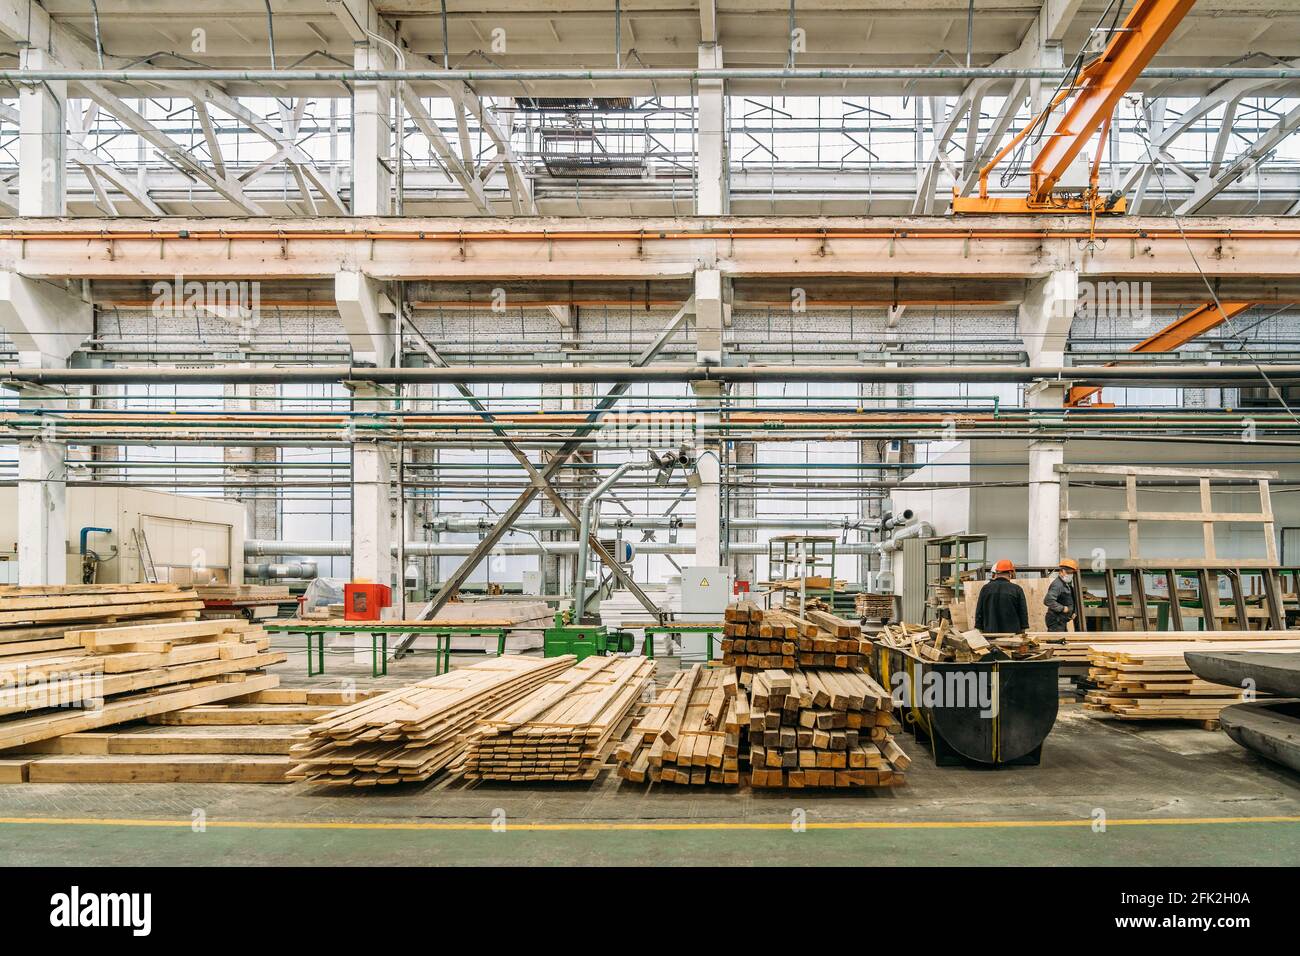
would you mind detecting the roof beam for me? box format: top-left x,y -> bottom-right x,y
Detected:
1175,102 -> 1300,215
82,83 -> 266,215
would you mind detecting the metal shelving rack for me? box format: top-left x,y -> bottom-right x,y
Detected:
765,534 -> 839,618
924,533 -> 988,623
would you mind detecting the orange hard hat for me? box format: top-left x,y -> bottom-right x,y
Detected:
1059,558 -> 1080,571
993,559 -> 1015,573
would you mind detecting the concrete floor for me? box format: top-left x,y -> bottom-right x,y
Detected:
1,641 -> 1298,866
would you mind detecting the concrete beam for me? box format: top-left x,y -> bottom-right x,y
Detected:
335,270 -> 394,366
13,217 -> 1300,284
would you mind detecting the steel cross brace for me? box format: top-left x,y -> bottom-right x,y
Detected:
391,298 -> 695,656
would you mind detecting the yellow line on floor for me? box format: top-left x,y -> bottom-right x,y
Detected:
0,815 -> 1297,833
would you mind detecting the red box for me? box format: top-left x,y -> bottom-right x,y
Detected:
344,583 -> 391,621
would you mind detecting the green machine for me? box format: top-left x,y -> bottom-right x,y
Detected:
543,611 -> 634,661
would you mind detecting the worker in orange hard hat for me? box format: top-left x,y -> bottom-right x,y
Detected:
1044,558 -> 1080,632
974,559 -> 1029,634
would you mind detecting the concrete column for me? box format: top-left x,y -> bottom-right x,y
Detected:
730,381 -> 757,585
351,440 -> 396,587
352,42 -> 394,216
225,381 -> 280,543
1026,382 -> 1067,568
1019,270 -> 1078,367
18,438 -> 67,585
692,381 -> 723,568
19,48 -> 66,216
696,44 -> 728,216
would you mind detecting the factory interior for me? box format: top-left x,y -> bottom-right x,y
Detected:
0,0 -> 1296,893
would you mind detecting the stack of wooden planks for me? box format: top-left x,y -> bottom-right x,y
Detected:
855,592 -> 895,621
288,655 -> 572,786
0,616 -> 286,759
0,583 -> 204,657
456,655 -> 656,781
195,585 -> 291,603
747,669 -> 909,788
0,688 -> 365,784
616,664 -> 742,785
1031,629 -> 1300,664
721,600 -> 870,670
1082,637 -> 1300,724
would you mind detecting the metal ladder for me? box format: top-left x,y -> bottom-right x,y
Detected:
132,528 -> 159,584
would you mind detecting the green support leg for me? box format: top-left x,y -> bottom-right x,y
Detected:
306,632 -> 325,677
497,630 -> 506,657
372,633 -> 388,678
441,633 -> 451,675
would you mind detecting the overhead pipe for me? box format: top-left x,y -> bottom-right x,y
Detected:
243,539 -> 881,557
1,67 -> 1295,84
8,363 -> 1300,387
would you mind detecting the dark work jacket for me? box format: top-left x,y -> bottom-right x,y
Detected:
974,577 -> 1029,634
1044,575 -> 1076,631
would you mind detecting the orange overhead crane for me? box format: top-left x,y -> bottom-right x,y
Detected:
1067,301 -> 1254,406
953,0 -> 1196,215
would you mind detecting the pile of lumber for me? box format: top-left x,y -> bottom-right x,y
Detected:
0,687 -> 366,784
721,600 -> 870,670
616,664 -> 742,785
1082,637 -> 1300,724
288,655 -> 572,786
0,584 -> 203,653
855,592 -> 895,621
747,669 -> 909,788
0,616 -> 286,755
195,584 -> 291,602
875,620 -> 1039,662
456,655 -> 656,781
1030,629 -> 1300,664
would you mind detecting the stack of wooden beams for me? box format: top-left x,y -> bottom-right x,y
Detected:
287,656 -> 572,786
0,616 -> 285,759
1030,629 -> 1300,664
747,669 -> 909,788
721,601 -> 871,670
195,584 -> 291,603
616,664 -> 743,785
0,688 -> 368,784
1082,638 -> 1300,724
855,592 -> 895,621
0,584 -> 203,657
456,655 -> 656,781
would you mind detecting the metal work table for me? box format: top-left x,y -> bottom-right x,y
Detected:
265,621 -> 508,677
